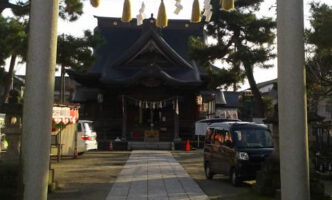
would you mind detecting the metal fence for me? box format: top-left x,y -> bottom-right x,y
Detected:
312,122 -> 332,174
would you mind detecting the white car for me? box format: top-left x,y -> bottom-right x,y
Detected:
77,120 -> 98,153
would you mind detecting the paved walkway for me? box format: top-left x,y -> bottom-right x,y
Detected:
105,151 -> 208,200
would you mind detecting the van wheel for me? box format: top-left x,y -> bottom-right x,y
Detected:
205,163 -> 214,179
230,168 -> 240,186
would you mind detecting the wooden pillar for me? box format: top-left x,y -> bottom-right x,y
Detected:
22,0 -> 59,199
121,95 -> 127,140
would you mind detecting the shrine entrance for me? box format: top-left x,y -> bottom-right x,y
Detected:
124,96 -> 179,142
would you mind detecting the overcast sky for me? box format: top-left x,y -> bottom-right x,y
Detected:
3,0 -> 332,89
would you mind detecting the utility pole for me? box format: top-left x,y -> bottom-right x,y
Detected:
21,0 -> 59,199
277,0 -> 310,199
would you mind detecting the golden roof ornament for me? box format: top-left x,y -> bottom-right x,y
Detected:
156,0 -> 168,28
191,0 -> 202,23
90,0 -> 100,8
121,0 -> 132,23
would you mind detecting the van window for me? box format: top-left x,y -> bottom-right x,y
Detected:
232,127 -> 273,148
214,129 -> 225,145
214,130 -> 233,146
205,128 -> 213,144
211,132 -> 216,144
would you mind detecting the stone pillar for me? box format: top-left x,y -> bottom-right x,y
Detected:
121,95 -> 127,140
277,0 -> 310,199
21,0 -> 59,199
2,111 -> 22,163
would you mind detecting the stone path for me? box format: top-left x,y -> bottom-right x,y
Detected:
105,151 -> 208,200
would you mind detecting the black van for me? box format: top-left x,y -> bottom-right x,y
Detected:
203,121 -> 274,186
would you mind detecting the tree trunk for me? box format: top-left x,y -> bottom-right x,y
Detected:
233,82 -> 237,92
2,54 -> 17,104
244,64 -> 265,118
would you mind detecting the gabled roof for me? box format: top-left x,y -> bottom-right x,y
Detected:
100,25 -> 201,86
110,28 -> 193,69
69,17 -> 206,88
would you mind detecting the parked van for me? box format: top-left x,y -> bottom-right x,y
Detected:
203,121 -> 273,186
195,118 -> 240,136
77,120 -> 98,153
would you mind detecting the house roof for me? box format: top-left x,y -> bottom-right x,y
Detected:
244,78 -> 278,91
200,90 -> 240,108
256,78 -> 277,89
223,91 -> 241,108
68,17 -> 206,89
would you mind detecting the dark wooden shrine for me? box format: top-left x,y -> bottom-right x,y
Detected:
68,16 -> 209,148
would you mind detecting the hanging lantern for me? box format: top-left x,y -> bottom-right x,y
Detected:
90,0 -> 100,8
191,0 -> 202,23
156,0 -> 168,28
122,0 -> 132,22
221,0 -> 234,11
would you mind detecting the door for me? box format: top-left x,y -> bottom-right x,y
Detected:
221,130 -> 236,174
213,129 -> 228,174
204,128 -> 214,164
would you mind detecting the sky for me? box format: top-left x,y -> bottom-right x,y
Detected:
3,0 -> 332,89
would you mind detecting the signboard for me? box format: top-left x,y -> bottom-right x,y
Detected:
195,122 -> 208,136
52,106 -> 79,125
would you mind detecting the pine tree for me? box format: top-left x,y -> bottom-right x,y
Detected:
0,0 -> 85,103
0,16 -> 27,103
190,0 -> 276,117
57,30 -> 104,73
0,0 -> 83,21
305,3 -> 332,116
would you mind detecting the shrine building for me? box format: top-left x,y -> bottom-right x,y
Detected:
68,16 -> 212,149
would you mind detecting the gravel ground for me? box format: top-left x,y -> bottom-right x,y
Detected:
48,151 -> 130,200
47,149 -> 332,200
48,150 -> 254,200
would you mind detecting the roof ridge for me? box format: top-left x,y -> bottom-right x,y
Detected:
109,28 -> 194,70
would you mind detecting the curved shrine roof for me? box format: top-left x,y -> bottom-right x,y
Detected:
68,17 -> 206,88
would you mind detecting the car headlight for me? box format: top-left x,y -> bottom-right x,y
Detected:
237,152 -> 249,160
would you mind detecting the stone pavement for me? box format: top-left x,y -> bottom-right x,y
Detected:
105,151 -> 209,200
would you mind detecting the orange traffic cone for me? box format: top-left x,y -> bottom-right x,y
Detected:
185,139 -> 190,152
109,141 -> 113,151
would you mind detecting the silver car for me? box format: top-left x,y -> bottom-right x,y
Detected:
77,120 -> 98,153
